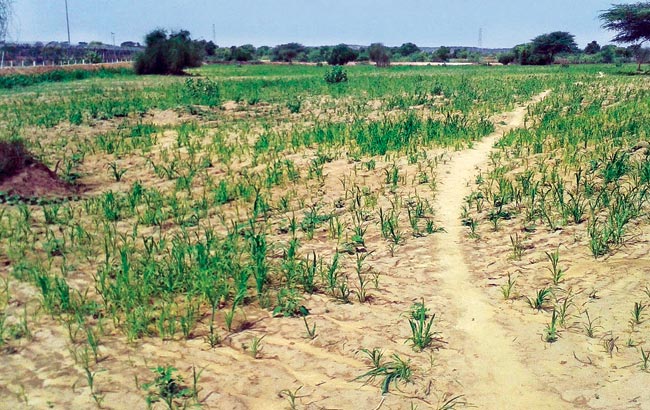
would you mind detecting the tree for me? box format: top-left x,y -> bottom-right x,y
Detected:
433,46 -> 451,62
398,42 -> 420,57
600,2 -> 650,70
230,44 -> 255,62
327,44 -> 358,65
530,32 -> 578,63
497,53 -> 516,65
272,43 -> 306,63
368,43 -> 390,67
134,29 -> 203,75
584,40 -> 601,54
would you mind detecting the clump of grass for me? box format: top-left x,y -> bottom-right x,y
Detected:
406,301 -> 439,351
356,348 -> 412,394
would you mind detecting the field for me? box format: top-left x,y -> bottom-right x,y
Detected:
0,63 -> 649,409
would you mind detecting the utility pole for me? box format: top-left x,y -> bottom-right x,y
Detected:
212,24 -> 216,43
111,32 -> 115,46
65,0 -> 71,44
478,28 -> 483,53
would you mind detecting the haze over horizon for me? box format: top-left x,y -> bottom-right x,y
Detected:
7,0 -> 641,49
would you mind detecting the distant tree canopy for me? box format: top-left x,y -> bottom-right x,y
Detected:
230,44 -> 256,62
194,39 -> 217,56
369,43 -> 390,67
600,2 -> 650,44
509,32 -> 578,65
398,42 -> 420,57
134,29 -> 203,75
272,43 -> 306,63
531,31 -> 578,61
584,40 -> 601,54
600,2 -> 650,69
327,44 -> 358,65
433,46 -> 451,62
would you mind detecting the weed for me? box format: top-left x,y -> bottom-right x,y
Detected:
142,366 -> 193,410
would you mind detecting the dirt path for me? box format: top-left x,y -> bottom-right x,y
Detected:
432,91 -> 574,408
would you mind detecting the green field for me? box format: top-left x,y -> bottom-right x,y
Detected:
0,63 -> 649,409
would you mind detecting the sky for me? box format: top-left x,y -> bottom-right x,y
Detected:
6,0 -> 639,49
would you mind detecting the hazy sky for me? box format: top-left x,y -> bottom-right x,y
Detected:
7,1 -> 637,48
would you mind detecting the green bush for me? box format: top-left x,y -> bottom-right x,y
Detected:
134,29 -> 203,75
324,66 -> 348,84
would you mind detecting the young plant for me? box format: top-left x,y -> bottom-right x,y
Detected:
510,233 -> 523,260
527,288 -> 552,310
582,310 -> 601,338
641,347 -> 649,372
356,349 -> 412,394
303,316 -> 317,339
279,386 -> 303,410
248,335 -> 265,359
500,273 -> 517,300
141,366 -> 193,410
406,301 -> 439,351
545,247 -> 566,285
631,301 -> 646,325
544,309 -> 559,343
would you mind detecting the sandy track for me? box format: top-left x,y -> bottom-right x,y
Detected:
432,91 -> 575,408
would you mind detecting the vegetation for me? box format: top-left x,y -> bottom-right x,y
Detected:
0,61 -> 649,407
369,43 -> 390,67
600,2 -> 650,70
327,44 -> 358,65
272,42 -> 306,63
134,29 -> 203,75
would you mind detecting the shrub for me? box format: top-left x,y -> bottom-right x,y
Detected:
327,44 -> 358,66
324,66 -> 348,84
369,43 -> 390,67
0,139 -> 33,179
498,53 -> 516,65
134,29 -> 203,75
